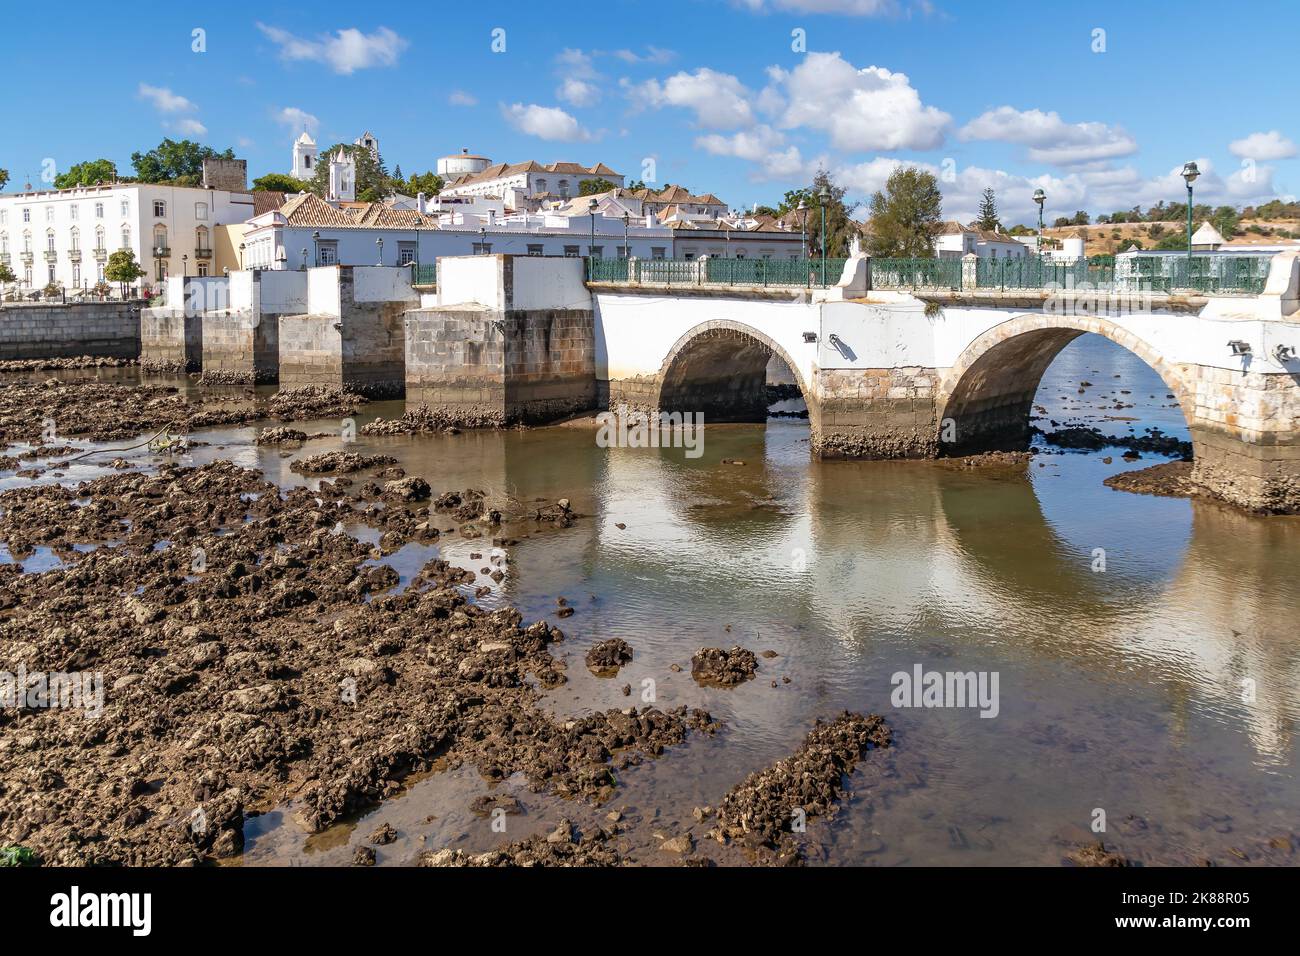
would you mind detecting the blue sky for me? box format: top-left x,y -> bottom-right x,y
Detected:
3,0 -> 1297,224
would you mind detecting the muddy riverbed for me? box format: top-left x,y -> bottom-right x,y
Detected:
1,334 -> 1298,867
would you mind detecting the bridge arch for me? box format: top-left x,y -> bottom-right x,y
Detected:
936,313 -> 1198,456
655,319 -> 812,422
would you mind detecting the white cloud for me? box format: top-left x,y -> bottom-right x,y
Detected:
612,46 -> 675,64
959,106 -> 1137,166
256,23 -> 408,74
448,90 -> 478,107
768,52 -> 949,151
696,125 -> 811,180
558,77 -> 601,108
1228,130 -> 1297,161
274,107 -> 319,135
736,0 -> 905,14
138,83 -> 196,113
555,49 -> 602,107
171,118 -> 208,137
629,68 -> 755,129
501,103 -> 593,142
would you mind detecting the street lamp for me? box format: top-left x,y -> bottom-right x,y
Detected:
312,231 -> 320,267
1032,188 -> 1046,257
797,199 -> 807,259
588,197 -> 598,261
238,242 -> 245,271
818,185 -> 830,286
622,211 -> 630,258
376,237 -> 384,266
181,254 -> 187,278
478,225 -> 487,254
301,248 -> 308,270
1181,161 -> 1200,268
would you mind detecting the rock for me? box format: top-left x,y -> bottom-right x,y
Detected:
383,476 -> 431,502
368,823 -> 397,845
690,646 -> 759,687
585,638 -> 633,676
660,833 -> 694,855
353,845 -> 376,866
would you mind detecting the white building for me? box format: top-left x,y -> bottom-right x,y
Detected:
436,148 -> 491,180
354,131 -> 379,158
439,159 -> 624,205
934,221 -> 1031,259
291,131 -> 318,181
0,163 -> 254,293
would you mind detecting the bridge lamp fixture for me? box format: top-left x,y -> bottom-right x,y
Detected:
797,199 -> 807,258
301,248 -> 308,270
376,237 -> 384,265
181,254 -> 187,278
818,185 -> 830,286
1181,162 -> 1200,263
1032,188 -> 1046,256
1274,344 -> 1296,362
802,331 -> 818,343
1228,339 -> 1252,356
588,198 -> 599,260
238,242 -> 245,271
312,231 -> 321,267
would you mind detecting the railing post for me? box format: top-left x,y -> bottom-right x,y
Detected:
961,253 -> 978,291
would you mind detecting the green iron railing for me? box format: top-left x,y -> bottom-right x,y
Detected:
1115,254 -> 1271,294
871,257 -> 963,290
411,262 -> 437,285
585,256 -> 848,288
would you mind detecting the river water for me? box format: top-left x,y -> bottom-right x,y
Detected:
5,333 -> 1299,865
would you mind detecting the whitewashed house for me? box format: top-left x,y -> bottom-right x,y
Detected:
934,221 -> 1031,259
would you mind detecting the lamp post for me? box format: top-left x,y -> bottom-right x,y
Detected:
797,199 -> 807,259
478,225 -> 486,254
181,254 -> 187,278
818,185 -> 830,286
622,211 -> 630,258
312,231 -> 320,267
376,237 -> 384,266
238,242 -> 245,271
588,198 -> 598,261
1032,188 -> 1046,257
1181,161 -> 1199,271
301,248 -> 308,271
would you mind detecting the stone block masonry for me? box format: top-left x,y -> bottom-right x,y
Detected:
0,302 -> 140,361
278,266 -> 417,397
812,366 -> 940,459
201,311 -> 279,384
405,307 -> 596,423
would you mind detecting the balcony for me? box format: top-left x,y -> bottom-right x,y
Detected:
194,247 -> 213,259
153,246 -> 171,258
93,246 -> 108,260
43,250 -> 57,263
20,251 -> 33,264
68,248 -> 82,262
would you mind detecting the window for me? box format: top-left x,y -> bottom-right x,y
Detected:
563,245 -> 580,257
95,203 -> 104,219
536,179 -> 547,193
616,245 -> 630,258
558,180 -> 570,198
22,208 -> 31,223
23,266 -> 32,285
0,233 -> 6,255
527,244 -> 544,256
46,230 -> 56,252
304,155 -> 311,169
121,226 -> 131,249
69,205 -> 78,221
684,252 -> 695,260
472,242 -> 493,254
197,262 -> 209,277
195,225 -> 209,251
72,264 -> 81,285
0,210 -> 6,225
588,246 -> 603,257
46,207 -> 55,222
194,202 -> 208,220
155,259 -> 167,281
47,265 -> 55,283
69,227 -> 79,251
97,264 -> 105,283
120,200 -> 129,216
22,231 -> 31,253
95,227 -> 105,251
153,200 -> 166,217
153,225 -> 168,253
318,243 -> 338,265
397,242 -> 416,265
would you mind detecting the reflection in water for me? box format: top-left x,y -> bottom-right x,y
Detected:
6,336 -> 1298,865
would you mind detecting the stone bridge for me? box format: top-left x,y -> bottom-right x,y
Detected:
168,252 -> 1299,514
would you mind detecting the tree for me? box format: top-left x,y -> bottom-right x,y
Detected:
1211,205 -> 1239,239
252,173 -> 311,193
402,171 -> 444,196
105,250 -> 146,296
0,261 -> 16,298
53,159 -> 119,189
308,143 -> 392,202
579,177 -> 619,196
779,170 -> 861,258
132,139 -> 234,186
1154,230 -> 1188,251
1071,210 -> 1090,226
0,168 -> 8,191
866,166 -> 943,258
976,188 -> 1000,231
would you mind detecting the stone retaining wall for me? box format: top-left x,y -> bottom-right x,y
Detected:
0,302 -> 139,360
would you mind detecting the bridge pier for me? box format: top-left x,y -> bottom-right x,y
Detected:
811,366 -> 940,458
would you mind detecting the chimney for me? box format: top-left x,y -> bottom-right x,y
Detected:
417,192 -> 426,214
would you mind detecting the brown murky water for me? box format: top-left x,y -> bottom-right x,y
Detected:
4,334 -> 1298,866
